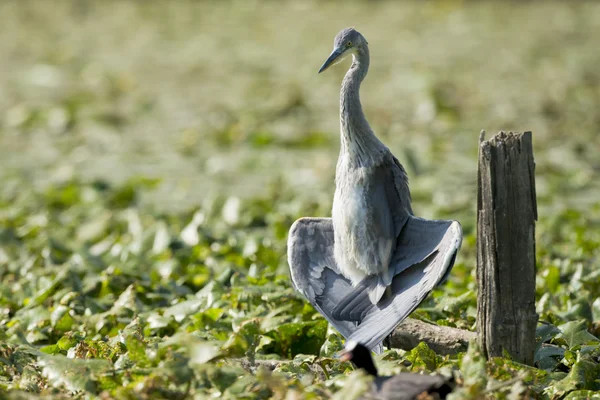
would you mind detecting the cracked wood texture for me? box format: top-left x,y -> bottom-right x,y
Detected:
476,131 -> 538,365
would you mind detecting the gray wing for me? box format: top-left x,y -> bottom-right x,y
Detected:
287,217 -> 384,353
362,157 -> 412,302
340,217 -> 462,350
331,153 -> 452,312
288,155 -> 461,352
288,216 -> 461,352
391,155 -> 413,216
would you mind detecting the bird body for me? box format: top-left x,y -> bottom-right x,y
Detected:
329,28 -> 413,304
333,156 -> 388,281
338,341 -> 454,400
332,152 -> 409,302
287,27 -> 462,351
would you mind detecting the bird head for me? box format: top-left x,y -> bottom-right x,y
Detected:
319,27 -> 368,73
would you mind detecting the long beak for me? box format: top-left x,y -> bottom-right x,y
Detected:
318,48 -> 344,74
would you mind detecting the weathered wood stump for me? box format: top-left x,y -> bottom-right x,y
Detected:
476,131 -> 538,365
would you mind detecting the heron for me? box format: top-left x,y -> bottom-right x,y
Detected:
287,27 -> 462,352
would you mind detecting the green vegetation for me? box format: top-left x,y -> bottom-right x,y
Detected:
1,1 -> 600,398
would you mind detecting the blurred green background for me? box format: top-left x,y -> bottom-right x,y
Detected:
3,1 -> 600,216
2,1 -> 600,398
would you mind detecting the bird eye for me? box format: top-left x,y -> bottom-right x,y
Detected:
346,41 -> 352,47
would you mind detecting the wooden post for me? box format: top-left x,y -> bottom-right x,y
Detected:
476,131 -> 538,365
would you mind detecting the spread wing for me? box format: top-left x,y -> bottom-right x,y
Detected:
288,216 -> 461,352
287,217 -> 384,354
341,217 -> 462,350
288,152 -> 461,352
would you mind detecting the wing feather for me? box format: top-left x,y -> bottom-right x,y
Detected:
287,156 -> 463,352
347,219 -> 462,350
287,217 -> 384,353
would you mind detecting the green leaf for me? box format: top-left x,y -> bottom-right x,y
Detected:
38,354 -> 112,393
52,307 -> 75,333
273,360 -> 313,381
125,335 -> 150,368
164,298 -> 205,322
145,314 -> 171,330
222,319 -> 261,358
57,333 -> 80,351
264,320 -> 327,358
561,298 -> 594,323
40,344 -> 61,355
405,342 -> 438,371
537,323 -> 561,343
189,340 -> 221,364
541,265 -> 561,294
47,238 -> 73,264
106,183 -> 137,209
459,341 -> 487,393
330,370 -> 373,400
564,391 -> 600,399
434,290 -> 476,314
550,359 -> 600,394
535,344 -> 565,370
319,333 -> 344,357
44,183 -> 81,209
27,270 -> 68,307
247,131 -> 275,148
224,374 -> 267,397
76,212 -> 111,243
558,320 -> 599,348
207,366 -> 245,393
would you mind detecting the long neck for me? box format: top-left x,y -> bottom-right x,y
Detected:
339,46 -> 382,165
